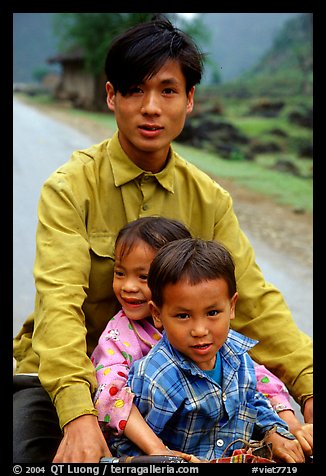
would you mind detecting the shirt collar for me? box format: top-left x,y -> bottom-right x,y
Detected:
161,329 -> 257,376
108,131 -> 175,193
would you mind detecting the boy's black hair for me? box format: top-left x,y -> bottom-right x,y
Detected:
148,238 -> 237,307
105,15 -> 204,95
115,216 -> 192,260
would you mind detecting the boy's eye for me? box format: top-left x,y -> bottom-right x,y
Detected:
208,310 -> 219,317
176,313 -> 189,320
139,274 -> 148,281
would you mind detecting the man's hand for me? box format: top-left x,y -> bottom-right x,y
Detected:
52,414 -> 112,463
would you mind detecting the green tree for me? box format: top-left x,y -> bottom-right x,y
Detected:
52,13 -> 157,75
32,66 -> 50,83
52,13 -> 209,76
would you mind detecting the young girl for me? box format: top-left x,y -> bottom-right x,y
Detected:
90,216 -> 192,456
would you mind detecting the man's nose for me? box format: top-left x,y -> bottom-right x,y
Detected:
141,92 -> 161,115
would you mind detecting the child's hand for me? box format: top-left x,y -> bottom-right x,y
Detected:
169,450 -> 206,463
265,432 -> 305,463
290,423 -> 313,458
277,410 -> 313,457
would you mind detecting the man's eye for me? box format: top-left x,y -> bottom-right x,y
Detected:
163,88 -> 176,95
128,86 -> 143,95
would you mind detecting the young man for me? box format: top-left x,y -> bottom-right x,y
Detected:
13,16 -> 313,463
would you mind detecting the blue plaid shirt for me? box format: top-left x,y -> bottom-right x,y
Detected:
110,330 -> 294,460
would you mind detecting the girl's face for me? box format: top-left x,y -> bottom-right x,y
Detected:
113,240 -> 156,321
150,278 -> 238,370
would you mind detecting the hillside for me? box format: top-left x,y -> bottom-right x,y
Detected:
13,13 -> 61,83
176,13 -> 313,205
198,12 -> 300,83
213,13 -> 313,97
13,13 -> 300,84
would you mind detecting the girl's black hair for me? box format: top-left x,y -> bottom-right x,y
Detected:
115,216 -> 192,260
105,15 -> 204,95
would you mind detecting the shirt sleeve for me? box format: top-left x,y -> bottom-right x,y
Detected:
255,364 -> 294,413
252,391 -> 296,441
91,316 -> 136,436
244,356 -> 295,441
32,170 -> 99,429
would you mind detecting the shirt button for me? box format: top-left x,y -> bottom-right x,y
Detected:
216,439 -> 224,447
222,393 -> 227,401
142,204 -> 149,211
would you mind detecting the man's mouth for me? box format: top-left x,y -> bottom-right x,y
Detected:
139,124 -> 163,131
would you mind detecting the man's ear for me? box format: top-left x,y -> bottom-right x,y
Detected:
186,86 -> 195,114
149,301 -> 163,330
106,82 -> 115,111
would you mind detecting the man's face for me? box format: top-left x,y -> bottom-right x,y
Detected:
106,60 -> 194,173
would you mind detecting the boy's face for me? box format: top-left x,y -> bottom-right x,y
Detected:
106,60 -> 194,173
113,240 -> 156,321
150,278 -> 238,371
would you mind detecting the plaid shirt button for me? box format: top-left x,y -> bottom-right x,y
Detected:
216,439 -> 224,447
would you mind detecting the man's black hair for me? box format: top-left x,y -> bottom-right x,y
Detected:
105,15 -> 204,95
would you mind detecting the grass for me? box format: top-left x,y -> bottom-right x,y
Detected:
173,143 -> 312,212
69,107 -> 118,130
18,92 -> 313,213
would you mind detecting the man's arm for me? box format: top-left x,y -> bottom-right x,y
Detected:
303,397 -> 313,423
33,173 -> 99,428
210,187 -> 313,406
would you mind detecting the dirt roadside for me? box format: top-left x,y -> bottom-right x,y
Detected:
27,100 -> 313,269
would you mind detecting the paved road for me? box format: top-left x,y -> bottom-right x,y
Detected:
13,97 -> 95,336
13,96 -> 312,417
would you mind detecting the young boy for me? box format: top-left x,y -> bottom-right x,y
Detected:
111,239 -> 308,463
13,15 -> 312,463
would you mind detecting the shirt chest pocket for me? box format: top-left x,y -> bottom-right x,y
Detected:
237,403 -> 257,423
87,233 -> 116,301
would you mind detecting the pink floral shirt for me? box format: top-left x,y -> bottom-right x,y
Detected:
91,309 -> 162,436
255,364 -> 293,413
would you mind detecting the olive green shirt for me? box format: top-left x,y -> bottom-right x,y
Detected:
13,131 -> 312,429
